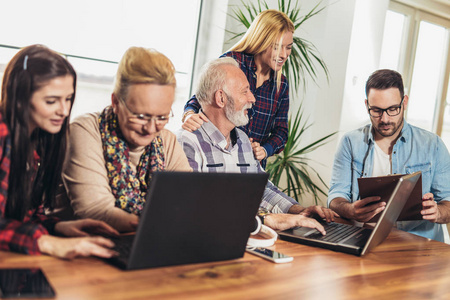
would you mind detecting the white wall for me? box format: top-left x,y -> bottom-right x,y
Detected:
197,0 -> 391,206
304,0 -> 389,206
312,0 -> 391,206
289,0 -> 358,207
338,0 -> 390,135
190,0 -> 230,95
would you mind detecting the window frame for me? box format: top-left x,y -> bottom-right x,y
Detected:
389,1 -> 450,134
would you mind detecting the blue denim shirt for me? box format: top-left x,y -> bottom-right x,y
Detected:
327,122 -> 450,242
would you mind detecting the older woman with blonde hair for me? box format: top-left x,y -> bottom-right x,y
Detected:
182,9 -> 294,168
62,47 -> 191,232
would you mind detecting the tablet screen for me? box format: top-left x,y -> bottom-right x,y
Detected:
358,172 -> 422,222
0,268 -> 55,298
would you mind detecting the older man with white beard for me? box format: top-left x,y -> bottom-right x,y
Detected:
177,57 -> 337,233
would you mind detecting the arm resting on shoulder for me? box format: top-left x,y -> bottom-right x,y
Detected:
182,95 -> 204,131
183,94 -> 201,115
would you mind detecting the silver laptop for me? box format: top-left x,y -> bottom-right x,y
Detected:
105,171 -> 269,270
278,172 -> 421,256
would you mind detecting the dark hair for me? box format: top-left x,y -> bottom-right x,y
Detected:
365,69 -> 404,99
0,44 -> 76,220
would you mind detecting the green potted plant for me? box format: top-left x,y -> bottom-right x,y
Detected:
265,107 -> 336,204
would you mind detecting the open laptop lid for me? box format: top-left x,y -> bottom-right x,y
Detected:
358,173 -> 422,222
360,171 -> 421,255
126,171 -> 269,270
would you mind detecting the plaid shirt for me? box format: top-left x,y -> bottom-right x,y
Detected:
177,119 -> 297,213
0,113 -> 58,255
184,51 -> 289,167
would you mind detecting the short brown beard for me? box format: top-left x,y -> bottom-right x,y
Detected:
373,117 -> 404,137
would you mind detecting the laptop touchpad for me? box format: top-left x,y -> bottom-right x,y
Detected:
291,227 -> 317,236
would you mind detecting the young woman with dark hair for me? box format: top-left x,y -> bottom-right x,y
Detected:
0,44 -> 118,258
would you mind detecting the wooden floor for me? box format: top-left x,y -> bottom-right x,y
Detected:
1,227 -> 450,299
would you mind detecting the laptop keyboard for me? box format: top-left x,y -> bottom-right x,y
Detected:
307,222 -> 362,243
110,235 -> 135,261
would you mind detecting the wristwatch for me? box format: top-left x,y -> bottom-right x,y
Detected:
257,208 -> 271,225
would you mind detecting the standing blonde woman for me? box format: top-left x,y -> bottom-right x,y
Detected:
182,9 -> 294,168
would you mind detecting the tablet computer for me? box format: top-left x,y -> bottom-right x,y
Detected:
0,268 -> 55,298
357,172 -> 422,223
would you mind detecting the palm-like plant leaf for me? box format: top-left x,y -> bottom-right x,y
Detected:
265,107 -> 337,203
228,0 -> 329,93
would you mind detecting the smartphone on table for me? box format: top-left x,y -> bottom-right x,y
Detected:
246,247 -> 293,263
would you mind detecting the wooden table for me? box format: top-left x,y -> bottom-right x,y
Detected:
1,228 -> 450,300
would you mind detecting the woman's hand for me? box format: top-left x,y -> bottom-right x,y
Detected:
54,219 -> 119,238
249,138 -> 266,161
37,235 -> 117,259
182,112 -> 208,132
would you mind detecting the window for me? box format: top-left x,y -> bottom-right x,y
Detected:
0,0 -> 202,131
379,1 -> 450,145
379,10 -> 406,71
407,20 -> 447,132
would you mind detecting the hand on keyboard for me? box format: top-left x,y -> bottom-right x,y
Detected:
300,206 -> 339,223
264,214 -> 327,235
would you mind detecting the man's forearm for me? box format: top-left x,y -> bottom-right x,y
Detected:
437,201 -> 450,224
329,197 -> 354,220
287,204 -> 305,214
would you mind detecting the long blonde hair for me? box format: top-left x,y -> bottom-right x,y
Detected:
113,47 -> 176,101
230,10 -> 294,91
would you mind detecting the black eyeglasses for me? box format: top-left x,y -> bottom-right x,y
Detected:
367,97 -> 404,118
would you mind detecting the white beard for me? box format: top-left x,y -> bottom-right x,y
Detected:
224,96 -> 251,127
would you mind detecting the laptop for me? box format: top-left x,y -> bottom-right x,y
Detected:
278,172 -> 421,256
105,171 -> 269,270
358,172 -> 422,222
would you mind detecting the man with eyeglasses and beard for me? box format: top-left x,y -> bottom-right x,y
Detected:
328,69 -> 450,242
